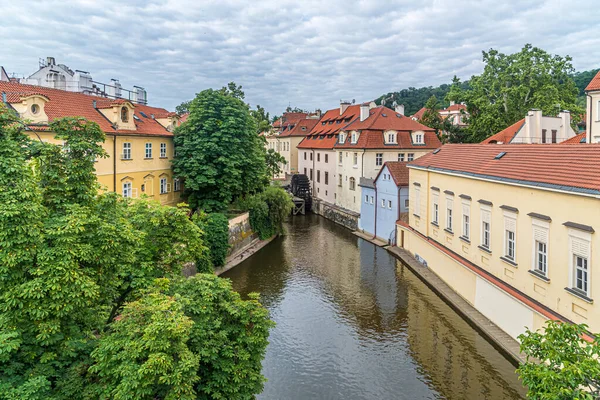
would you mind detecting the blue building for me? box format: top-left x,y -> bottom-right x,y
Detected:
358,162 -> 409,244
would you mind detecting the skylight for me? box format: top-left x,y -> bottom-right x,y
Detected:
494,152 -> 507,159
139,111 -> 148,118
433,148 -> 441,154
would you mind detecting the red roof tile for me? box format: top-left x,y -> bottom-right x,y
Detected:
297,105 -> 360,149
481,119 -> 525,144
409,143 -> 600,194
375,161 -> 409,186
0,80 -> 173,136
279,118 -> 318,137
343,106 -> 435,132
561,132 -> 586,144
585,70 -> 600,91
443,103 -> 467,112
411,107 -> 428,120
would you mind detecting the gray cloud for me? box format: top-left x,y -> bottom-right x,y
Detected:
1,0 -> 598,115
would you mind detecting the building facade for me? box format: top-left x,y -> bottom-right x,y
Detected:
585,70 -> 600,144
359,162 -> 409,243
399,144 -> 600,339
0,80 -> 181,206
334,104 -> 440,213
482,109 -> 577,144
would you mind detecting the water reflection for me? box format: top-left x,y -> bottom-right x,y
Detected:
223,214 -> 525,399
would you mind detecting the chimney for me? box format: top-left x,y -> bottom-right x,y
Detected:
525,109 -> 542,144
46,57 -> 56,66
450,100 -> 455,106
340,101 -> 350,115
360,103 -> 370,122
559,110 -> 571,140
395,104 -> 405,116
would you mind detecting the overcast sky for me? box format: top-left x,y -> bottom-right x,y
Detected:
1,0 -> 599,115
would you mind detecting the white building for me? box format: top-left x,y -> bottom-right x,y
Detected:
585,70 -> 600,144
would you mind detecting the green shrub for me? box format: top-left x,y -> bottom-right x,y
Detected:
193,212 -> 230,268
247,187 -> 293,239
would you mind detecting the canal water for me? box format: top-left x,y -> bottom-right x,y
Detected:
222,214 -> 526,399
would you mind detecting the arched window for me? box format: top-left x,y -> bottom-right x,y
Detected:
121,106 -> 129,123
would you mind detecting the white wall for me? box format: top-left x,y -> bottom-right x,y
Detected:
587,93 -> 600,144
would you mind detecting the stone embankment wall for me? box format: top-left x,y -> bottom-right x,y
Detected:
312,197 -> 359,231
228,212 -> 257,256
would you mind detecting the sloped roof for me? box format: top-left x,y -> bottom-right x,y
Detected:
375,161 -> 409,186
443,104 -> 467,112
561,132 -> 586,144
481,119 -> 525,144
585,70 -> 600,91
279,118 -> 318,137
343,106 -> 435,132
0,80 -> 174,136
411,107 -> 427,120
297,105 -> 359,149
409,143 -> 600,195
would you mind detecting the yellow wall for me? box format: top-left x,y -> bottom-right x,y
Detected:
404,167 -> 599,335
29,131 -> 182,206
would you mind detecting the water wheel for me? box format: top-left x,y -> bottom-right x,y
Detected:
291,174 -> 312,212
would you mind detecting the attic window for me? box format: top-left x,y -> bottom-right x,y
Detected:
31,104 -> 40,115
133,115 -> 141,121
494,152 -> 507,160
382,113 -> 387,117
121,106 -> 129,123
301,126 -> 307,131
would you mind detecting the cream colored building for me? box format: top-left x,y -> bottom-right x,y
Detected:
483,109 -> 577,144
398,144 -> 600,339
0,80 -> 182,206
334,104 -> 440,213
586,70 -> 600,144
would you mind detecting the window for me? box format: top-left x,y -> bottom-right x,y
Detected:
376,153 -> 383,166
31,104 -> 40,115
160,142 -> 167,158
304,152 -> 307,160
432,194 -> 439,224
414,186 -> 421,216
351,132 -> 357,143
325,154 -> 328,163
388,200 -> 392,209
160,178 -> 168,194
173,178 -> 181,192
353,152 -> 358,166
446,198 -> 453,231
574,255 -> 588,294
387,132 -> 396,143
381,199 -> 385,208
415,133 -> 423,143
551,129 -> 557,143
122,182 -> 132,198
121,106 -> 129,123
145,143 -> 152,158
398,153 -> 405,162
349,177 -> 356,190
541,129 -> 547,143
339,133 -> 345,143
324,172 -> 329,185
317,153 -> 320,162
462,203 -> 470,239
310,169 -> 313,181
339,152 -> 343,164
338,174 -> 342,186
481,208 -> 491,249
407,153 -> 414,161
535,241 -> 547,275
365,195 -> 369,203
317,170 -> 320,183
504,216 -> 517,260
370,196 -> 374,204
310,152 -> 313,161
404,199 -> 409,208
122,142 -> 131,160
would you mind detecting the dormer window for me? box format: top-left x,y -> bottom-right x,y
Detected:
351,132 -> 357,144
31,104 -> 40,115
386,131 -> 397,144
339,133 -> 346,143
121,107 -> 129,123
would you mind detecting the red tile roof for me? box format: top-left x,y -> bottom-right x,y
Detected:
561,132 -> 586,144
279,118 -> 318,137
297,105 -> 360,149
343,106 -> 435,132
443,103 -> 467,112
409,143 -> 600,195
375,161 -> 409,186
481,119 -> 525,144
0,80 -> 173,136
585,70 -> 600,91
411,107 -> 428,120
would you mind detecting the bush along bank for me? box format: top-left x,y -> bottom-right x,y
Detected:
239,187 -> 294,240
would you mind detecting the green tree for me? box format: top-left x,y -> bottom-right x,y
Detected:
456,44 -> 583,142
251,105 -> 271,134
265,148 -> 287,178
176,100 -> 192,115
0,105 -> 272,399
419,96 -> 443,129
193,212 -> 230,267
518,321 -> 600,399
172,86 -> 269,212
247,186 -> 293,239
219,82 -> 245,100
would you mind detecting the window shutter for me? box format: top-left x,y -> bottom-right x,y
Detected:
533,226 -> 548,243
481,210 -> 491,224
504,217 -> 516,232
462,203 -> 470,217
446,198 -> 453,210
571,237 -> 589,257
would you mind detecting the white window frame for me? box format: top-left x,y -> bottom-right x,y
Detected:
432,193 -> 439,224
446,197 -> 453,231
370,196 -> 374,204
145,142 -> 152,158
404,198 -> 409,208
398,153 -> 405,162
353,152 -> 358,166
122,181 -> 132,198
122,142 -> 131,160
480,206 -> 491,250
351,132 -> 357,144
173,178 -> 181,192
462,201 -> 470,239
388,200 -> 392,209
407,153 -> 414,161
381,198 -> 385,208
160,142 -> 167,158
503,212 -> 517,261
160,177 -> 168,194
338,151 -> 343,164
531,220 -> 549,276
567,228 -> 592,297
365,194 -> 369,203
375,153 -> 383,166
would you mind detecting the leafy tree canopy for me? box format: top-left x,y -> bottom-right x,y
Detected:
518,321 -> 599,400
0,105 -> 272,399
265,148 -> 287,178
172,85 -> 269,212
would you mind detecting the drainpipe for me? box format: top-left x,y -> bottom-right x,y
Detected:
361,149 -> 366,177
112,134 -> 117,192
587,93 -> 593,143
312,149 -> 315,195
372,181 -> 378,240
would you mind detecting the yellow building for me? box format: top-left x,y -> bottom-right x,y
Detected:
0,80 -> 182,206
398,144 -> 600,339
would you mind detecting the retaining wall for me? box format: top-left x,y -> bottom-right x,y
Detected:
312,197 -> 359,231
228,212 -> 258,256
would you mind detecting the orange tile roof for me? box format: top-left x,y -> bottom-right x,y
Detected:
279,118 -> 318,137
411,107 -> 428,120
343,106 -> 435,132
443,103 -> 467,112
0,80 -> 173,137
375,161 -> 409,186
585,70 -> 600,91
409,143 -> 600,195
297,105 -> 359,149
561,132 -> 586,144
481,119 -> 525,144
